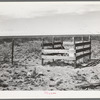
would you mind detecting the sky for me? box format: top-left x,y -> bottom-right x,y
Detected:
0,2 -> 100,36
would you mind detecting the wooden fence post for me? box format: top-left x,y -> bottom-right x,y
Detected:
41,38 -> 44,65
52,36 -> 54,63
73,36 -> 76,68
61,37 -> 63,49
82,36 -> 84,63
89,35 -> 91,60
12,39 -> 14,65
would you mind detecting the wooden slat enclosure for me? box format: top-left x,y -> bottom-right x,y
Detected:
76,47 -> 91,53
75,35 -> 91,67
42,49 -> 75,54
41,35 -> 91,67
75,41 -> 91,47
42,55 -> 75,60
76,52 -> 91,60
1,35 -> 91,67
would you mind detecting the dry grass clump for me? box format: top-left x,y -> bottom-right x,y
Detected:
0,42 -> 12,63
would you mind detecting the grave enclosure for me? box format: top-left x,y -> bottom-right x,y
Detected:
41,36 -> 91,67
0,35 -> 91,68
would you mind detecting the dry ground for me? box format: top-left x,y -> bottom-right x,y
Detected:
0,39 -> 100,90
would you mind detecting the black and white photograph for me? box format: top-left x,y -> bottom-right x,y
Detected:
0,1 -> 100,92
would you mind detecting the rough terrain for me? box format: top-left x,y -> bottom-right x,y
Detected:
0,39 -> 100,90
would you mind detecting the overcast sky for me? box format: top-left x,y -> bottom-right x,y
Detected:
0,2 -> 100,36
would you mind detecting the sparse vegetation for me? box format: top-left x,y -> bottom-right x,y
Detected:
0,36 -> 100,90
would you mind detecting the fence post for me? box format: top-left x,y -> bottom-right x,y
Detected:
12,39 -> 14,65
52,36 -> 54,63
73,36 -> 76,68
41,38 -> 44,65
82,36 -> 84,63
61,37 -> 63,49
89,35 -> 91,60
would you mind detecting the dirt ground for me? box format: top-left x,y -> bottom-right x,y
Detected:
0,39 -> 100,90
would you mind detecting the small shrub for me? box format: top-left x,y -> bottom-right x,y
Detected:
0,42 -> 11,63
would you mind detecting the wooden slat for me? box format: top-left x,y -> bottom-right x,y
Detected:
43,42 -> 62,46
54,47 -> 63,49
43,53 -> 64,55
12,39 -> 14,65
43,43 -> 53,46
76,82 -> 100,89
73,36 -> 76,67
63,42 -> 74,46
89,35 -> 91,60
54,42 -> 62,45
41,55 -> 75,60
76,47 -> 91,53
44,47 -> 62,49
76,52 -> 91,60
42,49 -> 75,54
42,38 -> 44,49
75,41 -> 90,47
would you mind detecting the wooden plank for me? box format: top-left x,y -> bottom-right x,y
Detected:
76,47 -> 91,53
52,37 -> 54,62
61,37 -> 63,49
54,42 -> 62,45
82,36 -> 84,63
12,39 -> 14,65
75,41 -> 90,47
76,52 -> 91,60
43,42 -> 53,46
41,55 -> 75,60
41,38 -> 44,49
42,53 -> 64,55
76,82 -> 100,89
89,35 -> 91,60
52,36 -> 54,48
43,42 -> 62,46
63,42 -> 74,46
54,46 -> 63,49
41,38 -> 44,65
42,49 -> 75,54
44,47 -> 62,49
73,36 -> 77,67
